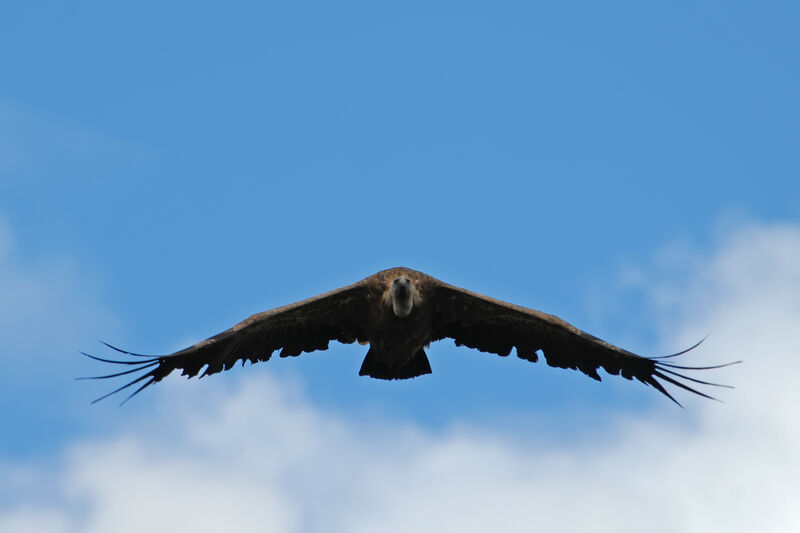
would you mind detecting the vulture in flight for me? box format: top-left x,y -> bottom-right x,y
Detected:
84,267 -> 737,405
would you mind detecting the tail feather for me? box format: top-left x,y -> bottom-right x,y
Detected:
359,347 -> 432,380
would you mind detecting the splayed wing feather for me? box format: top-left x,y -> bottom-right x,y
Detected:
651,370 -> 718,402
90,373 -> 154,405
100,341 -> 158,357
657,360 -> 741,371
80,351 -> 153,365
76,362 -> 159,381
656,366 -> 734,388
648,337 -> 708,359
120,377 -> 157,405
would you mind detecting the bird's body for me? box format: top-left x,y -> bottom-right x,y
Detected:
84,267 -> 737,405
360,269 -> 436,378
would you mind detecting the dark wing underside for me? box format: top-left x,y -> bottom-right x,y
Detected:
82,282 -> 371,403
431,283 -> 738,405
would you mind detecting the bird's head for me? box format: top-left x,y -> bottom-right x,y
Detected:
390,275 -> 415,317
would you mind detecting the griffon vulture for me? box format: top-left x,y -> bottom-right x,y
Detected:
83,267 -> 737,405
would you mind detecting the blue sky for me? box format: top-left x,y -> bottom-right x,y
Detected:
1,2 -> 799,530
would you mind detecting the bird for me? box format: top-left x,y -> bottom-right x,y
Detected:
82,267 -> 737,405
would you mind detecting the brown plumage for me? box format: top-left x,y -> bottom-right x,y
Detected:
83,267 -> 738,405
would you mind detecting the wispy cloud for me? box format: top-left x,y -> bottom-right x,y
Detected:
0,216 -> 119,454
1,220 -> 797,532
0,217 -> 117,360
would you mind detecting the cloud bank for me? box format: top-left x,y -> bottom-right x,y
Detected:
2,220 -> 797,532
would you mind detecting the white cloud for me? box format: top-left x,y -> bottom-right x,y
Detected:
2,220 -> 798,532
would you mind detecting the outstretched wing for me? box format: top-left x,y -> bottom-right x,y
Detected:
82,281 -> 371,403
431,283 -> 738,405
